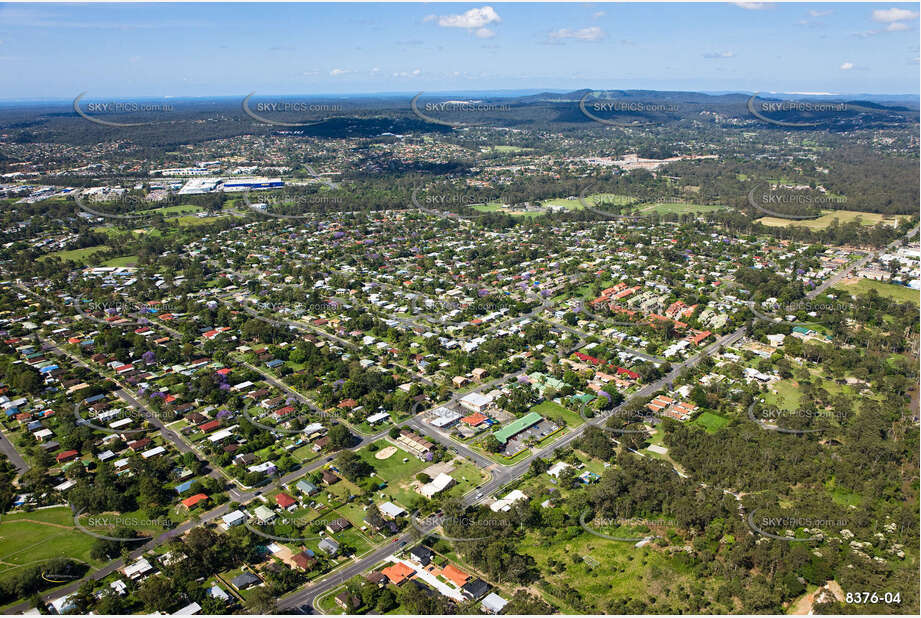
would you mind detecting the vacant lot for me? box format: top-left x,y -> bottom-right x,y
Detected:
519,528 -> 727,613
834,278 -> 919,306
755,209 -> 908,230
38,245 -> 109,264
693,411 -> 729,433
0,507 -> 103,584
635,202 -> 725,216
532,400 -> 585,428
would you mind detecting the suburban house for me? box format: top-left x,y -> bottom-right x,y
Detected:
420,472 -> 455,498
382,562 -> 415,585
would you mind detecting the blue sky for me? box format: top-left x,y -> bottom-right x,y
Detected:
1,2 -> 919,100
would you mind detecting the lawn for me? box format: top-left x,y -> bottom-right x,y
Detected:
102,255 -> 139,267
755,209 -> 908,230
138,204 -> 204,216
634,202 -> 725,216
486,145 -> 534,154
834,278 -> 919,306
442,460 -> 488,500
38,245 -> 109,264
761,379 -> 803,410
358,440 -> 428,482
532,400 -> 585,428
693,411 -> 729,433
0,507 -> 105,585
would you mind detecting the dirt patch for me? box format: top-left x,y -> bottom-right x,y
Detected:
375,446 -> 398,460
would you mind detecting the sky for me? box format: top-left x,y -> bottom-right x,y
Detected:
0,1 -> 919,100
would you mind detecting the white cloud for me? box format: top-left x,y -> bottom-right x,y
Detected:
592,11 -> 606,19
733,2 -> 769,10
840,62 -> 854,70
392,69 -> 422,78
809,9 -> 832,17
703,51 -> 735,59
872,8 -> 919,23
433,6 -> 501,31
475,27 -> 495,39
329,68 -> 351,77
887,21 -> 909,31
548,26 -> 605,41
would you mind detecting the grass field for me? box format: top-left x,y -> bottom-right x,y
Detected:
693,411 -> 729,433
532,400 -> 585,428
0,507 -> 104,584
755,209 -> 908,230
138,204 -> 204,216
38,245 -> 109,263
473,203 -> 544,218
834,278 -> 920,306
102,255 -> 139,267
635,202 -> 725,216
485,145 -> 534,154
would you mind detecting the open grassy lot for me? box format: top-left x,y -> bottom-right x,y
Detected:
519,527 -> 727,613
575,193 -> 636,208
693,411 -> 729,433
0,507 -> 104,583
358,440 -> 427,481
755,209 -> 908,230
357,441 -> 430,507
102,255 -> 139,267
532,400 -> 585,428
485,145 -> 534,154
635,202 -> 725,216
38,245 -> 109,263
442,460 -> 488,500
138,204 -> 204,216
834,278 -> 920,306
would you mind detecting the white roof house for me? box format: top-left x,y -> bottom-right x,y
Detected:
481,593 -> 508,614
490,489 -> 528,513
141,446 -> 166,459
458,392 -> 493,413
379,501 -> 406,519
546,461 -> 573,478
222,509 -> 247,528
173,601 -> 202,615
123,557 -> 154,580
420,472 -> 455,498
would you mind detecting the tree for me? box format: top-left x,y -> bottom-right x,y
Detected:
334,450 -> 372,481
483,434 -> 503,453
327,424 -> 354,450
245,586 -> 277,614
